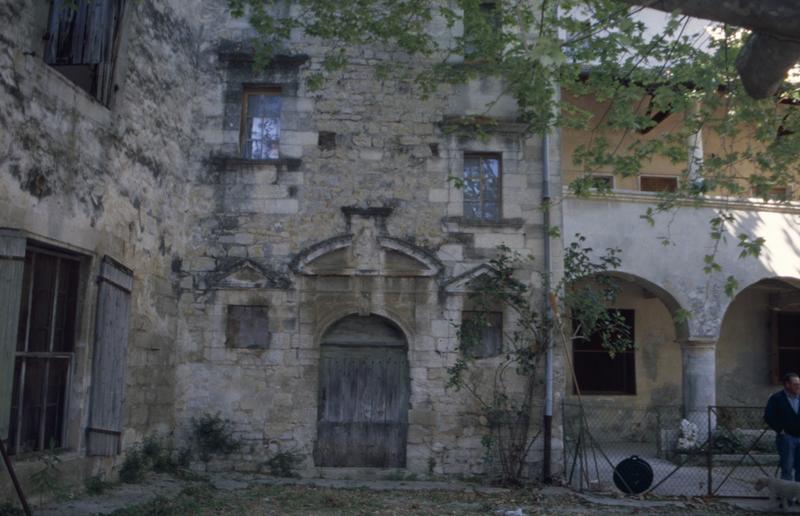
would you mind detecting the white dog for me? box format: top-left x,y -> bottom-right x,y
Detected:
754,477 -> 800,511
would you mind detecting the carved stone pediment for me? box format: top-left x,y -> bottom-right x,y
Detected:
442,264 -> 497,293
291,207 -> 442,277
209,259 -> 290,289
291,235 -> 442,277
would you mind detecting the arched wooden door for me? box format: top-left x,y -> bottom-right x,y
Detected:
314,314 -> 409,467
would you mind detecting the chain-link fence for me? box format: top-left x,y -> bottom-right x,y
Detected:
707,406 -> 774,497
562,403 -> 775,498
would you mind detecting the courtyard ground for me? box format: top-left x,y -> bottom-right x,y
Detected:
18,472 -> 783,515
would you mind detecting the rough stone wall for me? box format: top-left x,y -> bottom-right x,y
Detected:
1,0 -> 561,485
0,0 -> 204,482
173,2 -> 557,476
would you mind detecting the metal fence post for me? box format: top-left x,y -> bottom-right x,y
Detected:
707,406 -> 713,496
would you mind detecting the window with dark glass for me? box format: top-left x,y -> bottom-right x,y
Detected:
573,309 -> 635,395
461,311 -> 502,358
241,87 -> 282,160
772,311 -> 800,383
463,153 -> 501,222
8,247 -> 80,454
44,0 -> 125,104
639,175 -> 678,193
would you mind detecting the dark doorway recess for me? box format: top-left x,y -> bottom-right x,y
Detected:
314,314 -> 409,467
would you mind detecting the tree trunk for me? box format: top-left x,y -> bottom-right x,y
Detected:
616,0 -> 800,98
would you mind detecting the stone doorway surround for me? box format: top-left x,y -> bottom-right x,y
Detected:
292,206 -> 443,469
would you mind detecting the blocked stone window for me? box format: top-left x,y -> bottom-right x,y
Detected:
463,153 -> 501,222
639,175 -> 678,193
573,309 -> 636,395
460,311 -> 503,359
226,305 -> 270,349
241,87 -> 282,160
8,246 -> 81,454
44,0 -> 125,104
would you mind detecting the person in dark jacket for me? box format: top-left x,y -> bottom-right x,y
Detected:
765,372 -> 800,481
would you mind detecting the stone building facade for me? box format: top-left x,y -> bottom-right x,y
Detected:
2,0 -> 799,499
0,0 -> 562,494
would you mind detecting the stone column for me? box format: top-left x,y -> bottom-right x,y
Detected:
682,339 -> 717,438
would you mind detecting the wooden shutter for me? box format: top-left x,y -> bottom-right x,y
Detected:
0,231 -> 25,440
640,176 -> 678,193
86,257 -> 132,456
45,0 -> 117,65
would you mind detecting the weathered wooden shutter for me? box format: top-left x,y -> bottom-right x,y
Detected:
0,231 -> 25,441
86,257 -> 132,456
45,0 -> 117,65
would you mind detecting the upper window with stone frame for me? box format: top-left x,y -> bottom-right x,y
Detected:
463,153 -> 502,222
463,1 -> 503,61
44,0 -> 125,105
241,86 -> 282,160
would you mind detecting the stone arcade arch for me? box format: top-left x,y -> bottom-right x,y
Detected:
314,314 -> 410,467
717,276 -> 800,407
566,272 -> 706,435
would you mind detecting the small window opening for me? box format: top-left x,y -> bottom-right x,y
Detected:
640,176 -> 678,193
463,153 -> 502,222
241,87 -> 282,160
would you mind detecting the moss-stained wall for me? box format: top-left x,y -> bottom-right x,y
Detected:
0,0 -> 206,490
1,0 -> 561,486
170,2 -> 558,476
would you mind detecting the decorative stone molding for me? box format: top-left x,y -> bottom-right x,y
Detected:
442,263 -> 497,293
207,259 -> 291,290
290,207 -> 443,278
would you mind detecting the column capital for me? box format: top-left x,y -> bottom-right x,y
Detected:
679,337 -> 717,350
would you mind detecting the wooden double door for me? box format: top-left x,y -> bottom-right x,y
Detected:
314,315 -> 409,467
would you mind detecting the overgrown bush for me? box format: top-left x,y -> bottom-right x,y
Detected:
190,413 -> 241,462
29,444 -> 67,502
0,502 -> 24,516
263,449 -> 304,477
447,239 -> 626,484
119,435 -> 192,483
84,474 -> 114,495
119,448 -> 148,483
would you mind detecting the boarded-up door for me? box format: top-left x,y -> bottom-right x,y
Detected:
315,315 -> 409,467
86,257 -> 132,455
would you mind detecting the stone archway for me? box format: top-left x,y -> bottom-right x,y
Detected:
314,314 -> 410,467
717,277 -> 800,406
